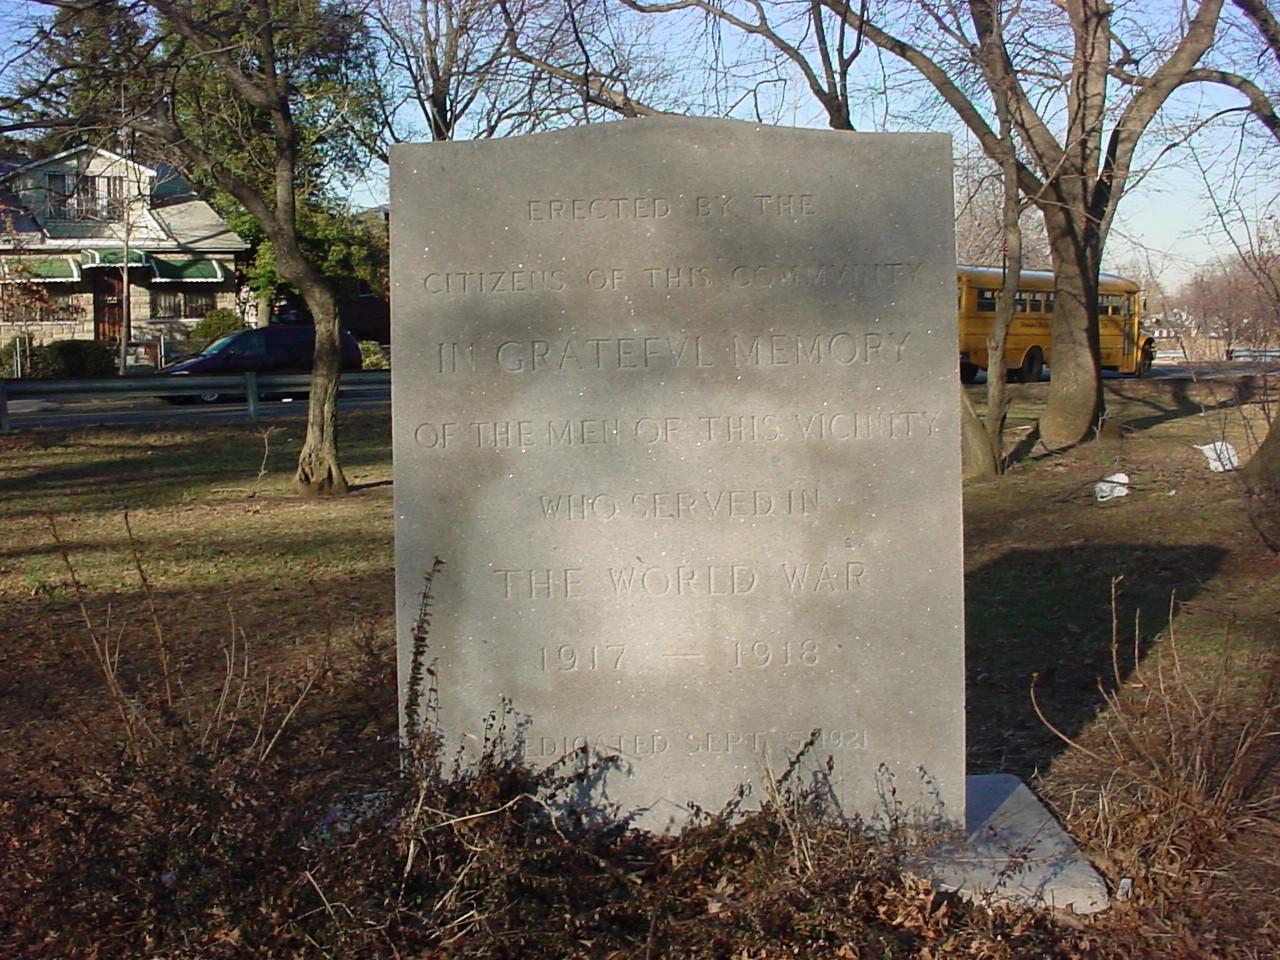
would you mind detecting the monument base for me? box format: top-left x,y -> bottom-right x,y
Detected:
919,774 -> 1109,915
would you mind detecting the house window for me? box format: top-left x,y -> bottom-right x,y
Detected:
46,173 -> 72,219
45,173 -> 127,222
151,290 -> 182,320
0,293 -> 78,324
186,290 -> 214,318
151,288 -> 215,320
105,176 -> 126,220
44,294 -> 76,322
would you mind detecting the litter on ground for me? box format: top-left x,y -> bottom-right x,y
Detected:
1094,473 -> 1131,501
1193,441 -> 1240,472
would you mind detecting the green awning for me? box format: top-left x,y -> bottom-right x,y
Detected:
80,249 -> 148,267
0,256 -> 82,282
150,256 -> 223,283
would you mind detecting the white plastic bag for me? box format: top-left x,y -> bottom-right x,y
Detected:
1094,473 -> 1131,501
1193,442 -> 1240,472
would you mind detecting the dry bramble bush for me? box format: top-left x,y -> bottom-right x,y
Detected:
0,543 -> 1105,960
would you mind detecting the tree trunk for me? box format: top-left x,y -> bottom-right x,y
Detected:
961,388 -> 998,478
1240,407 -> 1280,550
296,362 -> 348,496
974,8 -> 1021,474
1038,210 -> 1105,449
982,272 -> 1013,466
286,262 -> 348,496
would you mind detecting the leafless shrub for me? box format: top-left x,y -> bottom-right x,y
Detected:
1038,581 -> 1280,954
0,543 -> 1116,958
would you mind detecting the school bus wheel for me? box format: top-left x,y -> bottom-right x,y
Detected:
1016,347 -> 1045,383
1137,341 -> 1155,378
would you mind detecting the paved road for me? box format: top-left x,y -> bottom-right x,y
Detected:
6,363 -> 1277,431
1140,361 -> 1280,380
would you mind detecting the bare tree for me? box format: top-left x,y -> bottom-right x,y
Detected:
1232,232 -> 1280,540
367,0 -> 678,151
603,0 -> 1231,449
828,0 -> 1235,448
375,0 -> 570,142
1169,0 -> 1280,524
497,0 -> 697,122
970,8 -> 1026,476
1175,261 -> 1275,355
953,145 -> 1049,269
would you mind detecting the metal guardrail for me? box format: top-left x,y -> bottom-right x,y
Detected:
0,370 -> 391,431
1226,347 -> 1280,362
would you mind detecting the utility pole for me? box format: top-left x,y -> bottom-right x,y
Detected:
119,216 -> 131,374
117,93 -> 135,375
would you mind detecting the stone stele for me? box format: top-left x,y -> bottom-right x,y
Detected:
391,117 -> 963,833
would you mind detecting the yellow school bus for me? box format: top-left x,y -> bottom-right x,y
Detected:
957,264 -> 1153,382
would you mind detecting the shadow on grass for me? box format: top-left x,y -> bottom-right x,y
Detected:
0,513 -> 392,565
965,542 -> 1227,780
1106,375 -> 1275,433
0,413 -> 392,518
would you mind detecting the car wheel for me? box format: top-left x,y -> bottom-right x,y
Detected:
960,361 -> 980,384
197,391 -> 222,403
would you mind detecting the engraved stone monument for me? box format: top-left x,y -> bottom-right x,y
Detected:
391,118 -> 964,832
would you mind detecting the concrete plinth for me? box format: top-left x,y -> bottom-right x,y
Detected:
922,774 -> 1109,915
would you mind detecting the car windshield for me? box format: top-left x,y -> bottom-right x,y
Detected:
199,333 -> 240,356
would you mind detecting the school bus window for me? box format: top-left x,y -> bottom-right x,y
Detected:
1045,291 -> 1055,313
1098,293 -> 1127,316
1014,291 -> 1028,313
977,288 -> 997,312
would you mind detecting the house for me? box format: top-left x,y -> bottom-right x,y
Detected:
0,146 -> 246,361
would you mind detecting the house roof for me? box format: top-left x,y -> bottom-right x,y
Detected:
151,198 -> 247,251
0,191 -> 44,238
0,146 -> 245,254
5,145 -> 156,181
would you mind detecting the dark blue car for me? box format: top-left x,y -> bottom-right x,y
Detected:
162,325 -> 363,402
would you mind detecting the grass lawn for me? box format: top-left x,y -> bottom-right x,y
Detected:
1,379 -> 1278,958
